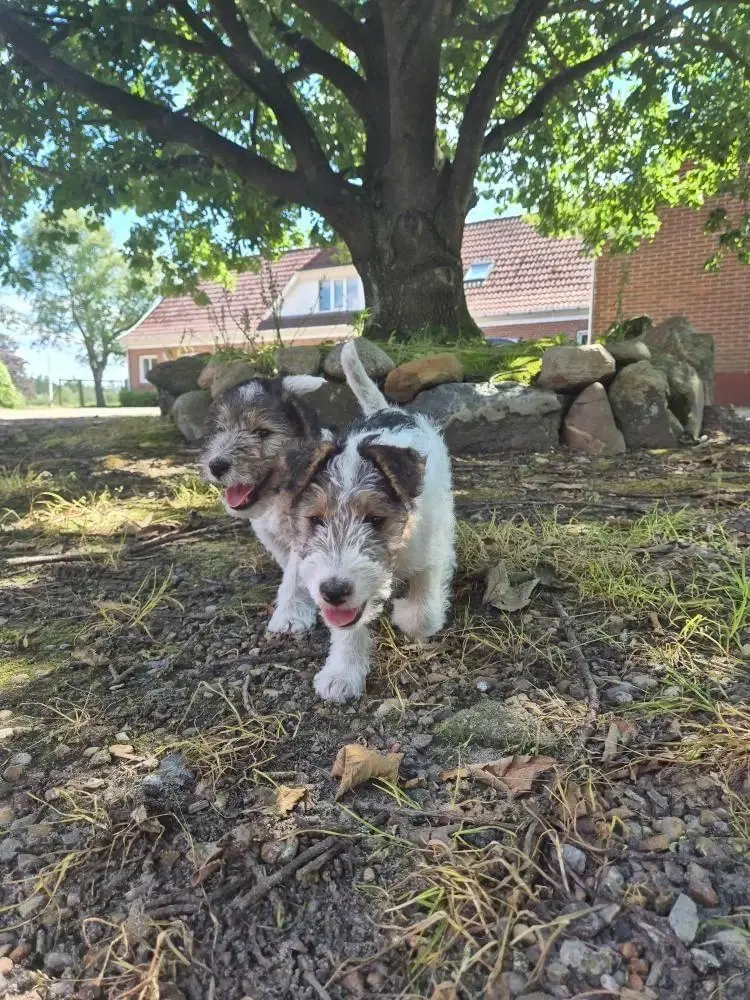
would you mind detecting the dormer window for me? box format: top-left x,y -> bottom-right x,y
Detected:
463,261 -> 493,284
318,277 -> 361,312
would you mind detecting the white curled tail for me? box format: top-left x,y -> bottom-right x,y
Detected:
341,341 -> 389,415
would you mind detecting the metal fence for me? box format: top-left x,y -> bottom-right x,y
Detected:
35,379 -> 128,407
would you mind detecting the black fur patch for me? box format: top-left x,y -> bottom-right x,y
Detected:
345,410 -> 415,437
358,442 -> 425,505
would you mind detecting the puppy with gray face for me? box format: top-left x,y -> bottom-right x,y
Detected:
280,343 -> 455,701
200,374 -> 327,632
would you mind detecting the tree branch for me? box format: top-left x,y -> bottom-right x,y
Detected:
450,0 -> 551,208
171,1 -> 332,179
271,16 -> 368,120
482,6 -> 691,153
450,11 -> 510,40
681,25 -> 750,81
0,10 -> 306,204
290,0 -> 367,60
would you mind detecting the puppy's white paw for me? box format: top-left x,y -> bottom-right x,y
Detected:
314,665 -> 366,702
267,601 -> 316,634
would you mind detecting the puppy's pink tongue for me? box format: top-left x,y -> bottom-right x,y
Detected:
322,606 -> 360,627
225,484 -> 255,509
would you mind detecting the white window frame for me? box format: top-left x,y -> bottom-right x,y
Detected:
318,277 -> 361,313
463,261 -> 494,284
575,330 -> 590,345
139,355 -> 158,383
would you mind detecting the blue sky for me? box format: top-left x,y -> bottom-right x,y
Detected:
5,196 -> 503,384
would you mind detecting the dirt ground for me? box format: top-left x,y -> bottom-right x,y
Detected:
1,409 -> 749,1000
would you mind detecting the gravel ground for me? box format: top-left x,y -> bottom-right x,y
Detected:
0,411 -> 749,1000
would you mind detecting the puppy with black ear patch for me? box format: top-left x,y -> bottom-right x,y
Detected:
281,343 -> 455,702
200,374 -> 327,633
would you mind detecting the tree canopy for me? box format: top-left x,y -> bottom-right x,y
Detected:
0,1 -> 748,338
16,209 -> 157,405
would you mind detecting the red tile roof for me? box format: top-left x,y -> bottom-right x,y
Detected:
462,218 -> 591,317
122,219 -> 591,348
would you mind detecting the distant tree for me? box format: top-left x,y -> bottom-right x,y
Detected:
0,1 -> 749,341
15,211 -> 157,408
0,328 -> 33,397
0,358 -> 24,408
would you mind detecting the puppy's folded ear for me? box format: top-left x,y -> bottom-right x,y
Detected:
358,443 -> 425,505
282,375 -> 326,396
283,440 -> 340,503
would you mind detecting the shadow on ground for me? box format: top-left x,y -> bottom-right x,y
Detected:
1,413 -> 749,1000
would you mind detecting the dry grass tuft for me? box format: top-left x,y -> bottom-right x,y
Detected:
82,914 -> 194,1000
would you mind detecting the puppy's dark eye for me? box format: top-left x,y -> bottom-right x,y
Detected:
364,514 -> 384,529
256,428 -> 272,440
309,515 -> 325,528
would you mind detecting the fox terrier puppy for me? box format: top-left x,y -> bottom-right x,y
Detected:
282,341 -> 455,702
200,374 -> 326,633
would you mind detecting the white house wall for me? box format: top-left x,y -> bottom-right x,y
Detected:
280,264 -> 364,317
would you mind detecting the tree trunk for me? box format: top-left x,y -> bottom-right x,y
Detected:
349,205 -> 482,343
93,371 -> 106,408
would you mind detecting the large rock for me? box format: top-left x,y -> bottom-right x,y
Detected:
563,382 -> 626,456
147,353 -> 211,397
204,360 -> 260,398
276,345 -> 322,376
649,355 -> 705,440
384,353 -> 463,403
407,381 -> 562,454
323,339 -> 395,381
306,380 -> 362,432
608,360 -> 682,449
642,316 -> 715,403
537,344 -> 616,391
170,390 -> 211,443
605,339 -> 651,366
435,697 -> 555,751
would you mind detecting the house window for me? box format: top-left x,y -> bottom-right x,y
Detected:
463,261 -> 493,284
575,330 -> 590,345
139,355 -> 157,383
318,278 -> 361,312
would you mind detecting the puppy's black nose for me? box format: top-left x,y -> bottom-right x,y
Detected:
209,458 -> 231,479
320,579 -> 353,606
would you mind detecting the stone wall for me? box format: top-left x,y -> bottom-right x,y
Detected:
148,319 -> 715,454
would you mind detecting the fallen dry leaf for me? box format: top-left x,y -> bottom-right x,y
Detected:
440,755 -> 555,798
129,804 -> 163,836
275,785 -> 307,815
109,743 -> 140,761
483,561 -> 539,612
431,983 -> 457,1000
331,744 -> 403,800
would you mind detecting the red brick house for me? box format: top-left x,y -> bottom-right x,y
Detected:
121,218 -> 592,389
592,197 -> 750,404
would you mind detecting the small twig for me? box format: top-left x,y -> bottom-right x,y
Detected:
5,550 -> 110,567
301,963 -> 334,1000
551,595 -> 600,752
212,811 -> 390,903
149,903 -> 199,918
125,524 -> 211,557
241,673 -> 252,716
351,802 -> 513,826
108,664 -> 137,684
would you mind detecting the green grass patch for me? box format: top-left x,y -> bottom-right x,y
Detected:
8,473 -> 221,538
37,416 -> 181,459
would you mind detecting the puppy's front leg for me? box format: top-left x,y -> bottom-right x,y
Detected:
392,564 -> 449,639
314,626 -> 371,702
266,553 -> 317,634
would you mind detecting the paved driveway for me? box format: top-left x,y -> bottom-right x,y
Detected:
0,406 -> 161,421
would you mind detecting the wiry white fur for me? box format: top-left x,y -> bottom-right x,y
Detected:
201,376 -> 333,634
301,341 -> 456,702
340,342 -> 389,415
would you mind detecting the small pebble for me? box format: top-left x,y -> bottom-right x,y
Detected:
562,844 -> 587,875
0,956 -> 13,974
668,893 -> 699,945
658,816 -> 686,840
44,951 -> 73,974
